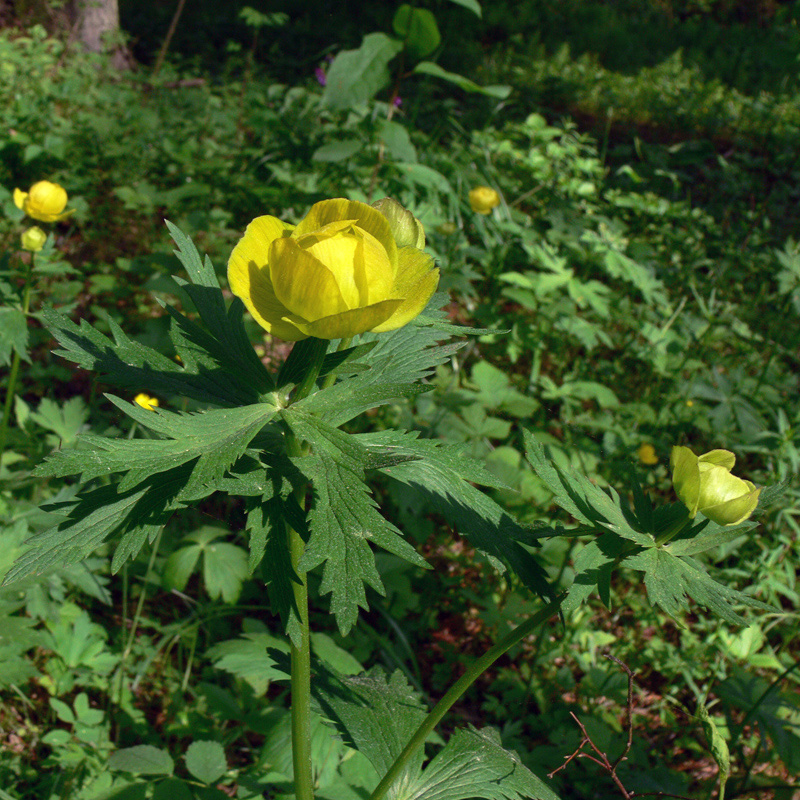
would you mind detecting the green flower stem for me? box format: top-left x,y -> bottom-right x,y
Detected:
0,253 -> 35,467
654,508 -> 691,546
320,337 -> 352,391
369,595 -> 564,800
284,337 -> 329,800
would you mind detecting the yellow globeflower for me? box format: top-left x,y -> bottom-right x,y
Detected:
469,186 -> 501,215
134,393 -> 159,411
637,443 -> 658,465
670,446 -> 761,526
21,226 -> 47,252
228,198 -> 439,341
14,180 -> 74,223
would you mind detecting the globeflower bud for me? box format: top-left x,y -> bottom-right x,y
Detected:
469,186 -> 501,215
228,198 -> 439,341
670,446 -> 761,526
21,226 -> 47,252
14,180 -> 74,223
371,197 -> 425,249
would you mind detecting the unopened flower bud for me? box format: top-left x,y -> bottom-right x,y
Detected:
671,446 -> 760,526
21,226 -> 47,252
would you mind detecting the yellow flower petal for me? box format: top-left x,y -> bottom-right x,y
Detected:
269,237 -> 351,320
372,247 -> 439,332
299,300 -> 405,340
294,199 -> 397,269
14,188 -> 27,210
227,215 -> 304,340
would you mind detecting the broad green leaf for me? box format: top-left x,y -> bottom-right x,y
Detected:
185,741 -> 227,785
446,0 -> 481,16
311,632 -> 363,676
413,61 -> 511,99
393,5 -> 441,59
561,532 -> 626,615
202,539 -> 249,604
294,379 -> 430,428
207,632 -> 290,695
314,668 -> 428,780
0,307 -> 28,366
312,140 -> 362,162
393,162 -> 454,194
165,527 -> 249,603
152,779 -> 193,800
406,726 -> 559,800
29,396 -> 88,446
245,490 -> 305,645
377,119 -> 416,162
109,745 -> 174,776
322,33 -> 403,110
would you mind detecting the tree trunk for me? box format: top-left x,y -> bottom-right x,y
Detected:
72,0 -> 133,68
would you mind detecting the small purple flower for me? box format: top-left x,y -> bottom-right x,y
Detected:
393,96 -> 402,107
315,67 -> 327,86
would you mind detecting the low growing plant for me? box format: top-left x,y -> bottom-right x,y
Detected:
3,196 -> 787,799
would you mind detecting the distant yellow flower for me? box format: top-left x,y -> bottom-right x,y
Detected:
686,400 -> 694,407
134,393 -> 159,411
637,443 -> 658,465
671,446 -> 761,526
228,198 -> 439,341
469,186 -> 501,215
20,226 -> 47,252
14,180 -> 74,223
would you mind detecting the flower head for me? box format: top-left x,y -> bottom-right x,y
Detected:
671,446 -> 761,526
469,186 -> 501,215
21,226 -> 47,252
14,180 -> 73,223
134,393 -> 159,411
637,443 -> 658,465
228,198 -> 439,341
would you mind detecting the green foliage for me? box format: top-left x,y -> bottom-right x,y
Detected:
1,5 -> 799,799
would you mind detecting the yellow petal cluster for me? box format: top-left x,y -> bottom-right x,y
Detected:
14,180 -> 74,223
134,393 -> 159,411
228,198 -> 439,341
469,186 -> 501,215
21,226 -> 47,252
670,446 -> 761,526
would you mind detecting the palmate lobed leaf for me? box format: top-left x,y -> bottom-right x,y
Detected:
370,429 -> 553,600
34,398 -> 277,496
284,408 -> 428,635
4,465 -> 193,584
624,548 -> 774,626
41,305 -> 256,407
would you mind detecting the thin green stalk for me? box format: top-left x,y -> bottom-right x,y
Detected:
369,595 -> 563,800
118,530 -> 163,709
0,253 -> 35,465
284,336 -> 329,800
